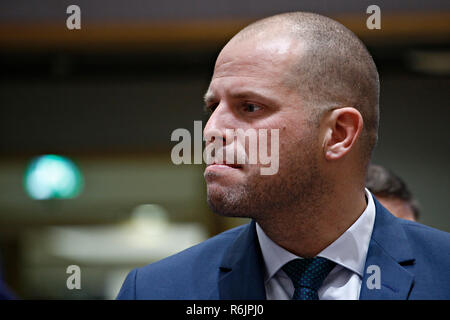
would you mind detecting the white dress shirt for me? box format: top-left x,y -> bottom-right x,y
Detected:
256,188 -> 376,300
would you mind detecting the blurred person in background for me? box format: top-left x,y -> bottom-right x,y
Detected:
0,280 -> 16,300
117,12 -> 450,300
0,258 -> 16,300
366,164 -> 420,222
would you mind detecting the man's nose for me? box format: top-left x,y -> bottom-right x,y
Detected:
203,103 -> 233,144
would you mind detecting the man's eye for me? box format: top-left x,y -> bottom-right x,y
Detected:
244,103 -> 261,112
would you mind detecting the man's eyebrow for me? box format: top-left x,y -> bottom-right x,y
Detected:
205,90 -> 270,103
203,91 -> 216,112
203,91 -> 215,104
203,89 -> 276,111
230,91 -> 264,100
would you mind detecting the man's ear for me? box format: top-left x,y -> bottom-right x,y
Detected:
323,107 -> 363,161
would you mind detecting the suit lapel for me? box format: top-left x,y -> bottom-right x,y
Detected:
217,220 -> 266,299
359,197 -> 415,300
215,197 -> 416,300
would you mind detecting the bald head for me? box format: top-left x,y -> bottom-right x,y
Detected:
204,12 -> 382,255
227,12 -> 380,164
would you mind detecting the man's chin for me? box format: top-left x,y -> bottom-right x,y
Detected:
206,186 -> 247,218
206,184 -> 229,205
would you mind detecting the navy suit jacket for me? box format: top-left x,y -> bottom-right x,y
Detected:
117,197 -> 450,299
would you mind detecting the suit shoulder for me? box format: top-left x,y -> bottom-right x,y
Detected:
399,219 -> 450,267
130,223 -> 248,299
396,219 -> 450,298
400,219 -> 450,246
139,223 -> 247,272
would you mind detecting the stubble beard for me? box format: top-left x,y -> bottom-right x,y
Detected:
205,136 -> 329,224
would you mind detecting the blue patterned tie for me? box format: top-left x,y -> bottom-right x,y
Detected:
282,257 -> 336,300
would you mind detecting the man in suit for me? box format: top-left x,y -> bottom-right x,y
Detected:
117,12 -> 450,300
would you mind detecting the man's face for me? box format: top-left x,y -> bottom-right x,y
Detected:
203,35 -> 326,219
376,197 -> 416,221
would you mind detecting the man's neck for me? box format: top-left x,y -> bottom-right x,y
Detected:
256,188 -> 367,258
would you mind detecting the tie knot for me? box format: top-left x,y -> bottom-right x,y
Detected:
282,257 -> 336,291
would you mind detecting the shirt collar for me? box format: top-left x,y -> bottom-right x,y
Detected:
256,188 -> 376,281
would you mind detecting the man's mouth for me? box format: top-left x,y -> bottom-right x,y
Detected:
207,162 -> 243,169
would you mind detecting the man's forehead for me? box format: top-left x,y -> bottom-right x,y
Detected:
212,60 -> 273,82
215,36 -> 300,69
211,37 -> 304,87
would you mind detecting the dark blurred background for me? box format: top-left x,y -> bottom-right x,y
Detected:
0,0 -> 449,299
